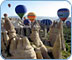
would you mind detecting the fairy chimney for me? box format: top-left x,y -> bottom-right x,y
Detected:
9,37 -> 37,59
49,21 -> 59,46
49,20 -> 66,50
4,14 -> 16,39
52,32 -> 62,59
30,21 -> 50,59
58,20 -> 66,51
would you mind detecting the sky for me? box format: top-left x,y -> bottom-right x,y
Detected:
1,1 -> 71,18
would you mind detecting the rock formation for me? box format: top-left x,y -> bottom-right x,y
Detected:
49,21 -> 66,51
58,20 -> 66,51
1,14 -> 66,59
30,21 -> 50,59
2,14 -> 37,59
52,32 -> 62,59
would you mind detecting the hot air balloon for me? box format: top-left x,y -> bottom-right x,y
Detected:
8,4 -> 11,8
15,5 -> 27,19
24,19 -> 31,25
27,12 -> 36,22
41,19 -> 52,27
41,19 -> 52,33
57,8 -> 69,22
66,21 -> 71,28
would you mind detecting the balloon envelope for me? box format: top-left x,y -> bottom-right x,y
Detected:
27,12 -> 36,22
41,19 -> 52,27
57,8 -> 69,22
8,4 -> 11,8
66,21 -> 71,27
24,19 -> 31,25
15,5 -> 27,19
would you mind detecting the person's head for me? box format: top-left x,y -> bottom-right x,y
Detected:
4,13 -> 8,17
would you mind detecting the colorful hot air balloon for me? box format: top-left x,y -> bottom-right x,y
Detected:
66,21 -> 71,28
41,19 -> 52,27
57,8 -> 69,22
27,12 -> 36,22
24,19 -> 31,25
15,5 -> 27,19
8,4 -> 11,8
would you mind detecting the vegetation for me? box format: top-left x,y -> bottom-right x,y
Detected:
46,25 -> 71,59
62,25 -> 71,59
62,51 -> 71,59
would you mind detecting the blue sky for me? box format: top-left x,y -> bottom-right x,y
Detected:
1,1 -> 71,18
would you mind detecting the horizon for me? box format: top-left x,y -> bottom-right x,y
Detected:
1,15 -> 71,22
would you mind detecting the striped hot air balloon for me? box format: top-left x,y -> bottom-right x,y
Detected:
41,19 -> 52,27
57,8 -> 69,22
27,12 -> 36,22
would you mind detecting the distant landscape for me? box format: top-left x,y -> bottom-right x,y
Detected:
1,16 -> 71,21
